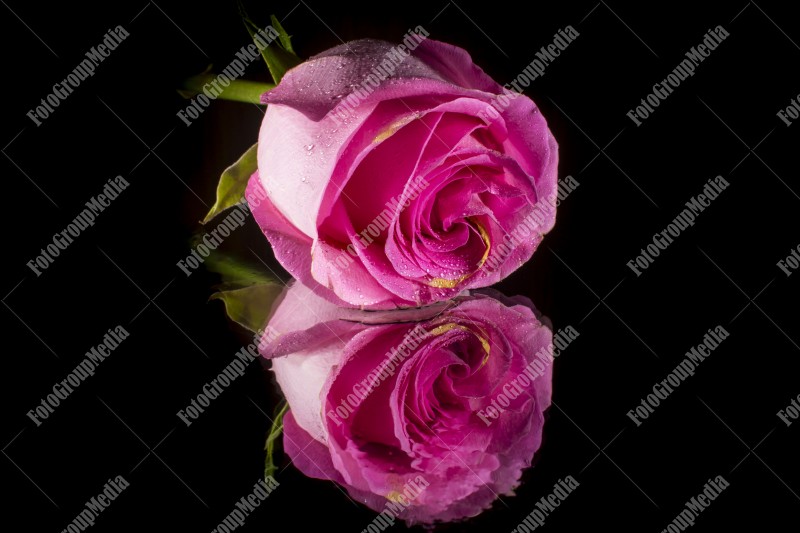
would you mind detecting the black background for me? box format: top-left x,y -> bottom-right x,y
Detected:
2,0 -> 799,531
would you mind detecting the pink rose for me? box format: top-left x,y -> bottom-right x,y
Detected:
261,282 -> 553,524
247,36 -> 558,309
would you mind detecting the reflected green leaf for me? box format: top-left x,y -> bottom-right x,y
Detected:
210,282 -> 283,333
265,401 -> 288,480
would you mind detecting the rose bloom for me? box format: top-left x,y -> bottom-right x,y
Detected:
261,282 -> 553,524
247,36 -> 558,309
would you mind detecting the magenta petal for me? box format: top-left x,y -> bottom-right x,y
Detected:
412,39 -> 505,93
254,37 -> 558,308
247,172 -> 352,308
284,410 -> 416,518
283,410 -> 342,481
262,39 -> 447,120
269,286 -> 553,525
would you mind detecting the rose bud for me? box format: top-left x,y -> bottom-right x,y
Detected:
247,36 -> 558,308
261,282 -> 553,524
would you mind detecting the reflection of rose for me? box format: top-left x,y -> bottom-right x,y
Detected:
247,37 -> 558,309
261,283 -> 552,524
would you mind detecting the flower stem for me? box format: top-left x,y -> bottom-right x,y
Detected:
180,73 -> 274,104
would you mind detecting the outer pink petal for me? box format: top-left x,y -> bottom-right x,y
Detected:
271,335 -> 343,443
247,172 -> 348,307
283,410 -> 409,517
255,103 -> 374,238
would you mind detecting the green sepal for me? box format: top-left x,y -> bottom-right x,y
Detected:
238,2 -> 302,84
202,143 -> 258,224
265,401 -> 289,480
270,15 -> 295,54
202,252 -> 283,333
209,283 -> 282,333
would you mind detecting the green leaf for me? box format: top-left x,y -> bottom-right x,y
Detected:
179,65 -> 273,105
202,143 -> 258,224
249,23 -> 302,84
270,14 -> 294,54
267,47 -> 301,85
238,1 -> 302,83
203,250 -> 283,332
210,281 -> 283,333
265,401 -> 288,480
203,252 -> 274,288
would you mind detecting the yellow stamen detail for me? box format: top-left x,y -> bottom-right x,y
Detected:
428,217 -> 491,288
428,323 -> 491,365
373,115 -> 417,144
429,323 -> 462,336
386,490 -> 404,503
